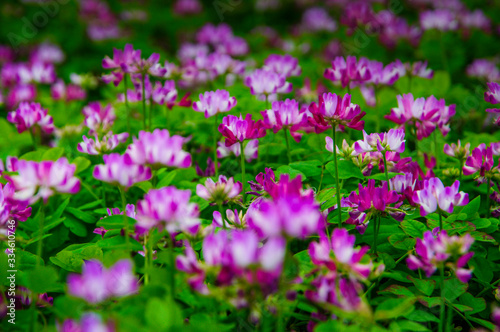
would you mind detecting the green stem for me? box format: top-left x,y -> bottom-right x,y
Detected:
149,97 -> 153,130
283,128 -> 291,164
394,251 -> 411,265
119,188 -> 130,248
101,181 -> 107,207
458,159 -> 463,182
373,215 -> 380,256
434,130 -> 440,170
486,180 -> 491,218
446,300 -> 473,329
213,114 -> 219,177
332,126 -> 342,227
439,211 -> 443,230
167,232 -> 175,300
141,74 -> 147,130
414,125 -> 419,165
218,203 -> 226,229
81,182 -> 105,207
240,142 -> 246,203
124,75 -> 130,133
265,94 -> 269,110
382,152 -> 390,189
144,230 -> 151,286
446,302 -> 453,332
36,203 -> 45,265
439,265 -> 446,332
30,129 -> 37,151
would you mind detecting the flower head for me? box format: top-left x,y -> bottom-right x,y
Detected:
412,178 -> 468,216
407,228 -> 474,283
7,102 -> 54,134
261,99 -> 307,142
67,260 -> 138,303
263,54 -> 301,78
78,132 -> 129,155
136,187 -> 200,234
218,114 -> 266,147
324,56 -> 371,88
93,153 -> 152,188
82,102 -> 115,135
244,68 -> 292,98
354,129 -> 405,154
196,175 -> 242,204
6,158 -> 80,204
126,129 -> 192,169
308,93 -> 365,132
192,89 -> 237,118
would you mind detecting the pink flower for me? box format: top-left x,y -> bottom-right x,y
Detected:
77,132 -> 129,155
485,82 -> 500,108
136,187 -> 200,234
213,208 -> 246,229
6,158 -> 80,204
196,175 -> 242,204
102,44 -> 141,86
217,139 -> 259,163
7,102 -> 54,134
58,313 -> 115,332
246,178 -> 323,239
244,68 -> 292,98
126,129 -> 191,169
409,61 -> 434,79
324,56 -> 371,88
67,260 -> 138,303
261,99 -> 308,142
82,102 -> 115,135
309,229 -> 373,280
407,228 -> 474,283
300,7 -> 337,33
466,59 -> 500,82
264,54 -> 301,78
51,80 -> 87,102
0,183 -> 32,234
412,178 -> 468,216
443,140 -> 470,160
6,84 -> 37,109
174,0 -> 202,15
152,80 -> 178,107
192,89 -> 237,118
218,114 -> 267,147
93,153 -> 152,188
122,53 -> 167,77
463,144 -> 498,183
354,129 -> 405,154
420,9 -> 458,31
308,93 -> 365,133
344,180 -> 402,233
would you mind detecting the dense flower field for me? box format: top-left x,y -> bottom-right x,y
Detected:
1,0 -> 500,331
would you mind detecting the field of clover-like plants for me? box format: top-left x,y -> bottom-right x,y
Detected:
1,0 -> 500,331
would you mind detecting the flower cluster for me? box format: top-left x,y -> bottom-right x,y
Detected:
413,178 -> 469,216
7,102 -> 54,134
67,260 -> 138,303
407,228 -> 474,283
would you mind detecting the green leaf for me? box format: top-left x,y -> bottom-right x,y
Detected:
156,170 -> 178,188
73,156 -> 91,174
145,298 -> 182,330
289,160 -> 322,177
443,278 -> 467,301
459,293 -> 486,314
378,285 -> 414,297
375,297 -> 416,320
459,196 -> 481,219
393,320 -> 430,332
275,165 -> 307,180
407,276 -> 435,296
98,236 -> 143,251
366,173 -> 403,181
467,316 -> 496,330
469,256 -> 493,283
472,218 -> 491,229
65,207 -> 96,224
50,244 -> 102,272
400,219 -> 427,238
325,160 -> 364,180
96,215 -> 136,230
26,266 -> 61,293
418,297 -> 441,308
404,310 -> 440,323
134,180 -> 153,192
42,147 -> 65,161
388,234 -> 415,250
63,217 -> 88,237
19,150 -> 43,161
